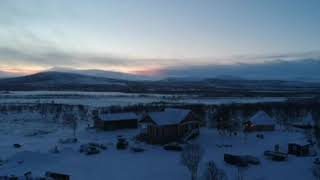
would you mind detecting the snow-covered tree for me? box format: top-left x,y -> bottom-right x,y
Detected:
206,108 -> 216,128
78,105 -> 89,121
181,144 -> 205,180
313,165 -> 320,180
202,161 -> 228,180
236,167 -> 245,180
63,112 -> 78,138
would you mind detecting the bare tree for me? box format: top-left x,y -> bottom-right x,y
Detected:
202,161 -> 228,180
236,167 -> 244,180
313,165 -> 320,180
63,112 -> 78,138
78,105 -> 89,121
181,144 -> 205,180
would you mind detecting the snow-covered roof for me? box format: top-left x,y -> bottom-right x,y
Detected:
289,138 -> 310,146
99,112 -> 139,121
148,108 -> 191,126
250,111 -> 275,125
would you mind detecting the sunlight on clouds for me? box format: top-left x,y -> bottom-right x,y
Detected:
0,65 -> 44,75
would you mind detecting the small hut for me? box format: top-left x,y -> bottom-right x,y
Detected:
94,112 -> 139,131
246,111 -> 275,131
292,113 -> 314,129
288,142 -> 310,156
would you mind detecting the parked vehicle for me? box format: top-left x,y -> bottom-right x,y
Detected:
85,147 -> 100,155
117,138 -> 129,150
80,142 -> 106,155
244,155 -> 260,165
13,144 -> 22,148
59,138 -> 78,144
224,154 -> 249,167
87,143 -> 107,150
46,171 -> 70,180
131,146 -> 145,153
314,158 -> 320,165
264,150 -> 288,161
163,142 -> 183,151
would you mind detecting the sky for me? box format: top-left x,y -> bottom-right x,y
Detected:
0,0 -> 320,75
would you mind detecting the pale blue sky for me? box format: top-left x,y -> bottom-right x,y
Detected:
0,0 -> 320,73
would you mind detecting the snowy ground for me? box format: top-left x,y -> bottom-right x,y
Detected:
0,120 -> 315,180
0,91 -> 287,107
0,91 -> 313,179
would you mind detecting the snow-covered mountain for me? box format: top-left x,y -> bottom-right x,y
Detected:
0,71 -> 129,91
163,59 -> 320,82
48,67 -> 157,81
0,70 -> 319,94
4,59 -> 319,82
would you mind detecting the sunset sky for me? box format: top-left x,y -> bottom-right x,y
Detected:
1,0 -> 320,75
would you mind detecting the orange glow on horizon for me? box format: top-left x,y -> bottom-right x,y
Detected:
130,69 -> 163,76
0,65 -> 164,77
0,67 -> 44,75
90,66 -> 164,76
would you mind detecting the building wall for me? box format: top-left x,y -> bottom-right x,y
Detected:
95,119 -> 138,131
147,122 -> 200,144
143,110 -> 201,144
147,125 -> 179,144
254,125 -> 275,131
288,144 -> 310,156
245,124 -> 275,132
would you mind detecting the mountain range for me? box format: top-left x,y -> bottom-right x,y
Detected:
161,59 -> 320,82
0,70 -> 320,97
47,67 -> 159,81
0,59 -> 320,82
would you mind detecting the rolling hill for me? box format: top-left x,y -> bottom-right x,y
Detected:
0,71 -> 320,97
0,71 -> 129,91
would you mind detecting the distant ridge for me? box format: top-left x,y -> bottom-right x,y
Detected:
47,67 -> 158,81
0,68 -> 320,96
162,59 -> 320,82
0,71 -> 129,91
1,59 -> 320,82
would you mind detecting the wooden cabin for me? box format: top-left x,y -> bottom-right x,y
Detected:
292,113 -> 314,129
245,111 -> 275,132
94,112 -> 139,131
141,108 -> 200,144
288,142 -> 310,156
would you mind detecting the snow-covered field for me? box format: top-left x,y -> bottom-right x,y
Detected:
0,121 -> 315,180
0,91 -> 287,107
0,91 -> 314,179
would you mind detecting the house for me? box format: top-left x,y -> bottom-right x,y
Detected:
141,108 -> 200,144
94,112 -> 139,131
292,113 -> 314,129
245,111 -> 275,131
288,142 -> 310,156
